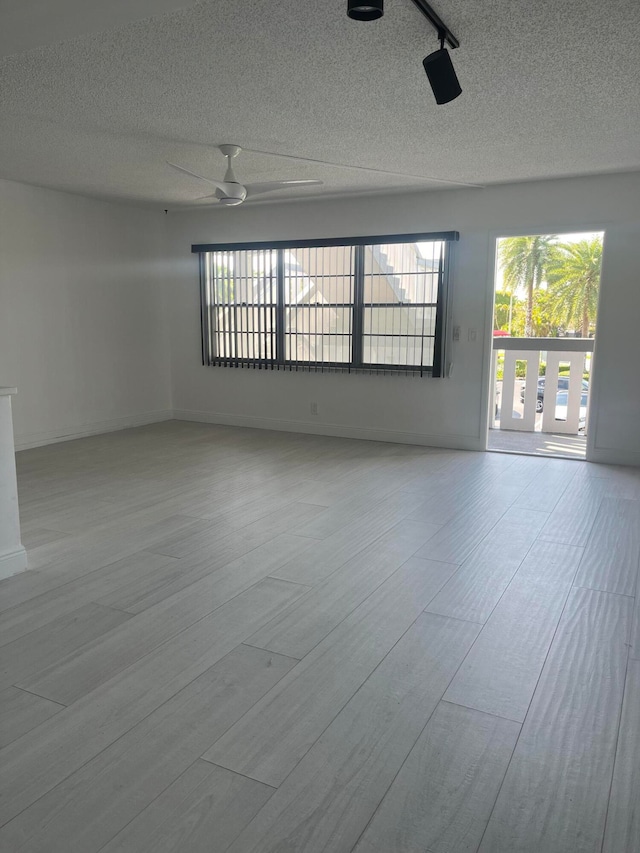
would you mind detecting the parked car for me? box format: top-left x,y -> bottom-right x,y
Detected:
520,376 -> 589,412
554,390 -> 588,432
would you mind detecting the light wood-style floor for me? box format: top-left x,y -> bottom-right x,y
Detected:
1,421 -> 639,853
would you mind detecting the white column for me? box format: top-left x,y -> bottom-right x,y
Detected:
0,388 -> 27,579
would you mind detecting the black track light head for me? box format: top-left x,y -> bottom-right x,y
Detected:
423,46 -> 462,104
347,1 -> 461,103
347,1 -> 384,22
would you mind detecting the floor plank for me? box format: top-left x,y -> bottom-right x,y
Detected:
0,513 -> 206,612
184,479 -> 331,526
576,462 -> 640,500
205,556 -> 458,787
271,491 -> 436,586
443,540 -> 584,722
147,494 -> 325,560
100,761 -> 273,853
513,459 -> 577,513
537,474 -> 608,547
22,533 -> 313,704
415,493 -> 512,565
20,527 -> 70,550
0,551 -> 179,647
573,497 -> 640,596
353,702 -> 520,853
292,475 -> 427,538
602,658 -> 640,853
135,502 -> 323,610
0,602 -> 132,689
247,520 -> 441,658
631,592 -> 640,661
409,455 -> 541,525
137,514 -> 236,557
22,498 -> 141,536
0,577 -> 307,827
406,467 -> 508,524
0,687 -> 64,749
0,645 -> 291,853
478,587 -> 632,853
225,613 -> 480,853
426,507 -> 549,624
23,512 -> 202,575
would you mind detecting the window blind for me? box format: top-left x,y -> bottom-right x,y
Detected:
193,231 -> 458,376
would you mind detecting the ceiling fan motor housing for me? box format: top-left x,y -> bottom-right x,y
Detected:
220,183 -> 247,204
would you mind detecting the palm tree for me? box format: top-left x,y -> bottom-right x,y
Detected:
499,235 -> 557,336
546,239 -> 602,337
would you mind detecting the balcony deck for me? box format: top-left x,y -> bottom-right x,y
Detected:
488,427 -> 587,458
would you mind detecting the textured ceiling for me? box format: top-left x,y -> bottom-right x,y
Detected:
1,0 -> 640,207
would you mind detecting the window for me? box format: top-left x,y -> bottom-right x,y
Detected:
203,248 -> 277,363
194,231 -> 458,376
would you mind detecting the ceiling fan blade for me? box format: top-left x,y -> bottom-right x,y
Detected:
192,192 -> 223,202
243,148 -> 483,188
166,161 -> 231,194
245,180 -> 323,197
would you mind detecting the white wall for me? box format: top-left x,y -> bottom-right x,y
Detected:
2,171 -> 637,464
0,179 -> 171,448
167,172 -> 640,466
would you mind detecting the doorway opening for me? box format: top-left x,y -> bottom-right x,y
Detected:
488,231 -> 604,458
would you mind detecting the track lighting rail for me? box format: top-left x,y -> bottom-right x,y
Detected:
408,0 -> 458,49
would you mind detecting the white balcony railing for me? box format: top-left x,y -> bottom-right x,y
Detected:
491,337 -> 595,434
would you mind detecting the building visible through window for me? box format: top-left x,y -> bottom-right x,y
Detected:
194,232 -> 458,376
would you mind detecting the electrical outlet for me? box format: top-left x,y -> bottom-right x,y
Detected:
310,402 -> 319,415
452,326 -> 460,341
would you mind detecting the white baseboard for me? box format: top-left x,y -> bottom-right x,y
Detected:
0,546 -> 28,580
172,409 -> 484,452
14,409 -> 174,450
10,406 -> 639,465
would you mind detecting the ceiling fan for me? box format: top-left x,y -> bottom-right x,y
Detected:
167,144 -> 323,206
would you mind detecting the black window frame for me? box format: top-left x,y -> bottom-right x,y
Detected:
192,231 -> 459,377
